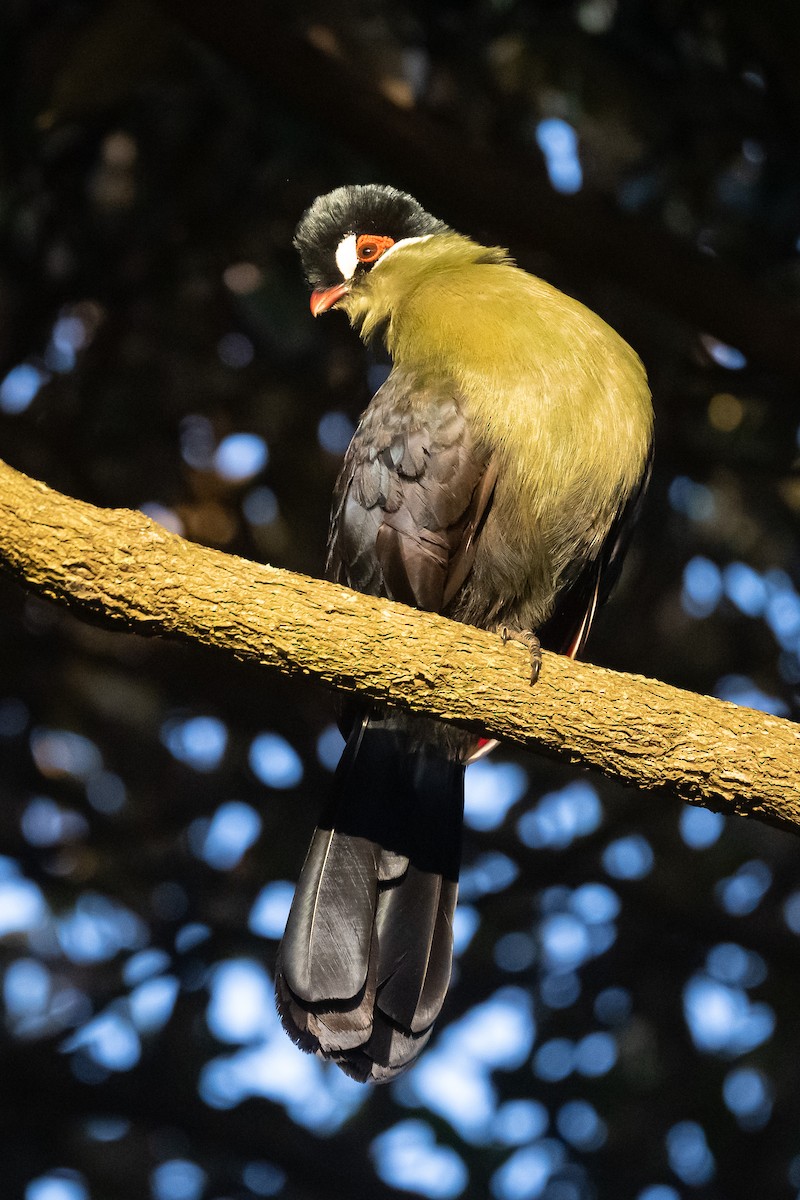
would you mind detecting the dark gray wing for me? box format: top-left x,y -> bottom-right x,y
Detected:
326,370 -> 494,614
539,439 -> 654,657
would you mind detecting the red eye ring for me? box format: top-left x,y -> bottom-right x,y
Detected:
356,234 -> 395,264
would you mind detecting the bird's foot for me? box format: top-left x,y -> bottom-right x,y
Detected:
499,626 -> 542,685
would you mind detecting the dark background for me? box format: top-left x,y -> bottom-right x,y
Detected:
1,3 -> 800,1199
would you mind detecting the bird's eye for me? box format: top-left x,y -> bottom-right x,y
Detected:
356,234 -> 395,264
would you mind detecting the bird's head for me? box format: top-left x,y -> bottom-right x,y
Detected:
294,184 -> 450,320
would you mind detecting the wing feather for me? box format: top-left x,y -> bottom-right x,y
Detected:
327,370 -> 494,613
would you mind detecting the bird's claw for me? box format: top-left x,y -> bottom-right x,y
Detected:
499,626 -> 542,685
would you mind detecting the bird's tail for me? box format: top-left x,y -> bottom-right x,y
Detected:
276,715 -> 464,1082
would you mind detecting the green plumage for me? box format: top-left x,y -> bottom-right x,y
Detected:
342,230 -> 652,631
278,184 -> 654,1082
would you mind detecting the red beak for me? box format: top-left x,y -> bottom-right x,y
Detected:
310,283 -> 349,317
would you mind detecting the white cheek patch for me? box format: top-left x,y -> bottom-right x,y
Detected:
374,234 -> 433,268
335,234 -> 359,281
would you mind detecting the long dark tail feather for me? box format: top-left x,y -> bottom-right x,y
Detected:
276,717 -> 464,1082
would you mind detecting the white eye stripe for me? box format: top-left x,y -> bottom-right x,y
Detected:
335,234 -> 359,281
373,234 -> 432,267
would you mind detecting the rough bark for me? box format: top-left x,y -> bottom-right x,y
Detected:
1,458 -> 798,829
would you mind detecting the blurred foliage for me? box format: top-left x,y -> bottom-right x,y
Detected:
1,2 -> 800,1199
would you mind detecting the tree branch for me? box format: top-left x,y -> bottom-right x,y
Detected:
1,458 -> 798,830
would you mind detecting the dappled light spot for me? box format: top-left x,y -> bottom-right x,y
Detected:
764,571 -> 800,645
242,1161 -> 286,1196
594,986 -> 632,1026
316,723 -> 345,771
371,1120 -> 468,1199
0,872 -> 48,937
448,988 -> 534,1069
700,335 -> 747,370
683,975 -> 774,1054
30,729 -> 102,781
402,990 -> 534,1141
574,1031 -> 617,1077
464,760 -> 528,831
64,1010 -> 141,1072
602,834 -> 654,880
249,881 -> 294,939
249,733 -> 303,788
722,1066 -> 772,1130
214,432 -> 268,482
783,891 -> 800,935
491,1139 -> 567,1200
636,1189 -> 679,1200
217,332 -> 255,369
21,797 -> 88,847
540,971 -> 581,1010
540,886 -> 571,913
707,391 -> 744,432
665,1120 -> 715,1186
680,556 -> 722,617
174,923 -> 210,953
790,1156 -> 800,1189
140,502 -> 185,535
569,883 -> 620,924
128,976 -> 179,1033
492,1100 -> 548,1146
161,716 -> 228,772
453,904 -> 480,956
533,1038 -> 574,1083
516,782 -> 601,850
4,957 -> 51,1022
668,477 -> 714,522
85,771 -> 127,814
535,118 -> 583,194
459,852 -> 519,900
714,674 -> 788,716
25,1173 -> 89,1200
46,316 -> 81,373
715,859 -> 772,915
494,931 -> 536,973
705,942 -> 766,989
679,805 -> 724,849
586,924 -> 617,956
151,1159 -> 207,1200
83,1117 -> 130,1142
190,801 -> 262,870
0,363 -> 49,414
318,411 -> 355,455
556,1100 -> 607,1151
180,414 -> 215,470
243,485 -> 278,526
3,956 -> 89,1037
540,914 -> 591,972
56,894 -> 147,964
223,262 -> 264,294
123,948 -> 171,986
207,960 -> 273,1043
577,0 -> 616,34
201,1033 -> 364,1132
722,562 -> 767,617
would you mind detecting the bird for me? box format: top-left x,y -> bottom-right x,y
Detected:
276,183 -> 653,1082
